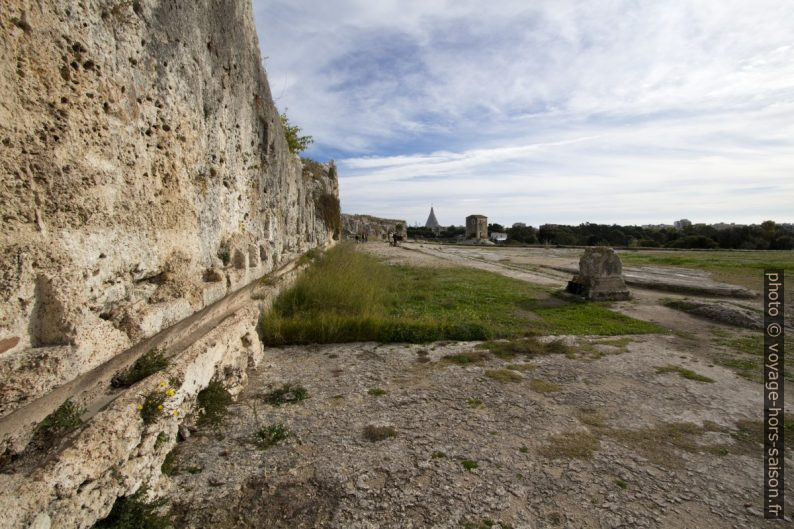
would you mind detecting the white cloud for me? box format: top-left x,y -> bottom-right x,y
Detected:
252,0 -> 794,225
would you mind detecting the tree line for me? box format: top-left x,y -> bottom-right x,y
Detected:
408,221 -> 793,250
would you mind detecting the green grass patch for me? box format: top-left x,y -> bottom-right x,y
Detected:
111,349 -> 168,388
530,378 -> 562,393
368,387 -> 386,396
262,243 -> 663,345
615,479 -> 628,489
477,337 -> 571,360
539,431 -> 599,459
485,369 -> 523,383
262,383 -> 309,405
528,298 -> 666,335
461,459 -> 479,470
505,362 -> 536,372
161,448 -> 178,476
467,398 -> 484,408
655,365 -> 714,383
196,381 -> 232,428
619,249 -> 794,294
255,424 -> 290,449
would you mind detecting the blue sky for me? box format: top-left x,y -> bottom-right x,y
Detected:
252,1 -> 794,227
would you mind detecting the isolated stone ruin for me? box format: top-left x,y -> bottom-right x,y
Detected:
465,214 -> 488,240
566,247 -> 631,301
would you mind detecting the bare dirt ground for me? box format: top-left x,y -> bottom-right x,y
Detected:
164,243 -> 791,528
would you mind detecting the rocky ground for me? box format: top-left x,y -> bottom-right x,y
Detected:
162,244 -> 792,528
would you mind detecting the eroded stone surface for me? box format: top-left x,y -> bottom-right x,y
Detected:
0,0 -> 338,421
567,247 -> 631,301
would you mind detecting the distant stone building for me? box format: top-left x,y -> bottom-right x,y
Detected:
425,206 -> 442,234
465,214 -> 488,240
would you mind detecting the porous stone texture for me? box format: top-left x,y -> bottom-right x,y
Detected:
342,213 -> 407,241
0,0 -> 338,423
567,247 -> 631,301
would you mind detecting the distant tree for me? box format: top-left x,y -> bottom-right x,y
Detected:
280,111 -> 313,154
667,235 -> 718,249
507,224 -> 537,244
488,223 -> 504,234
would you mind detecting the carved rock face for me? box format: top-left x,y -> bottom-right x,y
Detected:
567,247 -> 630,301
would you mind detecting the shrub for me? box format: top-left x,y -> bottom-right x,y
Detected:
37,399 -> 84,444
280,112 -> 313,154
263,383 -> 308,406
363,425 -> 396,442
256,424 -> 290,449
315,192 -> 341,239
92,486 -> 170,529
196,380 -> 232,428
112,350 -> 168,388
667,235 -> 718,249
139,392 -> 166,425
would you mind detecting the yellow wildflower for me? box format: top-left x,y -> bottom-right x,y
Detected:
166,389 -> 176,397
172,410 -> 179,417
137,404 -> 143,410
157,404 -> 164,410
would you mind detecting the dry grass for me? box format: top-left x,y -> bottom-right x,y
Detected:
539,431 -> 599,459
485,369 -> 523,383
529,378 -> 561,393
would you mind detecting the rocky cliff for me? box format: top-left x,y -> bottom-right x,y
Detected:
342,213 -> 407,241
0,1 -> 339,526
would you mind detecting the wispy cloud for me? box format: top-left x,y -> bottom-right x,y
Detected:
252,0 -> 794,225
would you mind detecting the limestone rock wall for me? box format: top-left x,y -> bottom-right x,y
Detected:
342,213 -> 407,240
0,1 -> 338,426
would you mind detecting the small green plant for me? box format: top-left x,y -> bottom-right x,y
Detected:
576,408 -> 605,427
298,247 -> 322,266
529,378 -> 561,393
431,451 -> 447,459
505,362 -> 535,372
256,424 -> 290,449
196,380 -> 232,428
263,383 -> 309,406
161,448 -> 178,476
154,432 -> 169,450
368,387 -> 386,396
485,369 -> 523,383
461,459 -> 478,470
467,398 -> 484,408
92,486 -> 170,529
112,350 -> 168,388
519,446 -> 529,453
139,392 -> 166,425
615,478 -> 628,489
38,399 -> 84,436
363,425 -> 396,442
655,365 -> 714,383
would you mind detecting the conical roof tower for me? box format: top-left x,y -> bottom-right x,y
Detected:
425,207 -> 441,229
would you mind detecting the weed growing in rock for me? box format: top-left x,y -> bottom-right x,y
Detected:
263,383 -> 308,406
39,399 -> 84,435
655,365 -> 714,383
431,451 -> 447,459
112,349 -> 168,388
92,486 -> 170,529
154,432 -> 169,450
477,337 -> 570,360
368,388 -> 386,396
467,398 -> 484,408
256,424 -> 290,449
615,479 -> 628,489
161,448 -> 178,476
139,392 -> 167,425
196,380 -> 232,428
461,459 -> 478,470
363,425 -> 396,442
